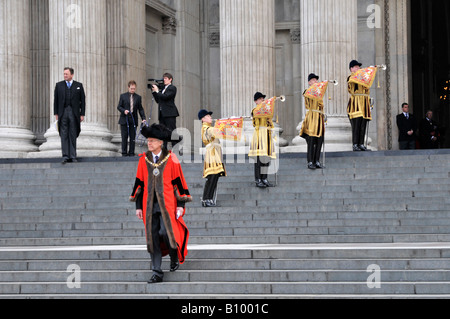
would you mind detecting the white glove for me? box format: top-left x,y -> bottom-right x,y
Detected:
176,207 -> 184,220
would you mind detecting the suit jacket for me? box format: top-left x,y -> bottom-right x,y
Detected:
419,118 -> 439,148
117,92 -> 146,126
54,80 -> 86,137
152,85 -> 179,120
396,113 -> 416,142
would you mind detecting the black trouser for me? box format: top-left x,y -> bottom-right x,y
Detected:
60,107 -> 78,160
160,117 -> 178,149
350,117 -> 368,146
120,117 -> 137,156
254,156 -> 271,181
150,203 -> 178,279
203,174 -> 220,201
306,136 -> 324,164
399,140 -> 416,150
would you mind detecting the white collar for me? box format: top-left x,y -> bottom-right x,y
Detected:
152,151 -> 162,162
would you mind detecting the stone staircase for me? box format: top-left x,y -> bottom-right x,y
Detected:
0,150 -> 450,298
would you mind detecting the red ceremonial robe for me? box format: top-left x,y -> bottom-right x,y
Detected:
130,150 -> 192,264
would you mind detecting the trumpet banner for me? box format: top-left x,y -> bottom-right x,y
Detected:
349,66 -> 378,88
214,117 -> 244,141
304,81 -> 330,102
253,97 -> 276,118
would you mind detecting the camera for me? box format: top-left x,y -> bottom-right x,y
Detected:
148,78 -> 165,91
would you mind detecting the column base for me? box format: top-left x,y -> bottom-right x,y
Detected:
0,127 -> 39,159
29,123 -> 120,159
288,117 -> 376,153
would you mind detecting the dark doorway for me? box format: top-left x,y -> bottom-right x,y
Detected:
411,0 -> 450,148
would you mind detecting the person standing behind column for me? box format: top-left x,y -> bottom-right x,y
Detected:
117,81 -> 147,157
199,109 -> 227,207
396,103 -> 417,150
54,67 -> 86,164
347,60 -> 372,152
419,110 -> 440,149
249,92 -> 276,188
151,73 -> 180,149
300,74 -> 325,170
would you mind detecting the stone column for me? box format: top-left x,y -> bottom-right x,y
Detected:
292,0 -> 357,152
35,0 -> 118,158
220,0 -> 275,118
0,0 -> 39,158
106,0 -> 146,148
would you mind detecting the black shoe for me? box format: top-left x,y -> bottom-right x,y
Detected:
62,158 -> 69,165
315,162 -> 324,169
205,200 -> 218,207
308,162 -> 316,170
262,179 -> 274,187
255,180 -> 267,188
71,159 -> 78,163
353,144 -> 362,152
358,145 -> 367,151
148,275 -> 163,284
170,261 -> 180,272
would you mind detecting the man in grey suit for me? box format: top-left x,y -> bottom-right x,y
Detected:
54,67 -> 86,164
117,81 -> 147,157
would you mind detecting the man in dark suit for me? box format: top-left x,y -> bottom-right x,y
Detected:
396,103 -> 417,150
54,67 -> 86,164
117,81 -> 147,157
151,73 -> 180,148
419,110 -> 440,149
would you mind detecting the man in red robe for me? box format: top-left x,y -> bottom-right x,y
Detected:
130,124 -> 192,284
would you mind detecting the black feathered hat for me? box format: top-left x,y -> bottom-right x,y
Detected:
141,124 -> 172,141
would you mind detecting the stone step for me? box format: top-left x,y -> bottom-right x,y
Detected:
2,269 -> 450,283
2,282 -> 450,296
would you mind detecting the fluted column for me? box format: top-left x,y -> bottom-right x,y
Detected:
0,0 -> 39,158
36,0 -> 119,158
106,0 -> 146,148
220,0 -> 275,118
292,0 -> 357,151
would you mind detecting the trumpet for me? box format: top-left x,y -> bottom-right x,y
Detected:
374,64 -> 387,71
328,80 -> 339,86
276,95 -> 286,102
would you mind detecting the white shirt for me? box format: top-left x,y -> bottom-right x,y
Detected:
152,151 -> 162,163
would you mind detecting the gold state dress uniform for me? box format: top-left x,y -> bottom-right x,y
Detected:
249,92 -> 276,188
347,60 -> 372,151
300,73 -> 325,169
199,109 -> 227,207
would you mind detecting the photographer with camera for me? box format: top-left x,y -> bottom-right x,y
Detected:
117,80 -> 147,157
151,73 -> 180,149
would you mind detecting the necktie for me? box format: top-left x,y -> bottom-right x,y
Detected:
130,95 -> 134,113
67,82 -> 71,89
154,156 -> 159,163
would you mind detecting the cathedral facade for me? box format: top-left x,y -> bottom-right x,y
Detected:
0,0 -> 448,158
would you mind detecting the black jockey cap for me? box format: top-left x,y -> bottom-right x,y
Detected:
349,60 -> 363,69
308,73 -> 319,82
198,109 -> 213,121
254,92 -> 266,101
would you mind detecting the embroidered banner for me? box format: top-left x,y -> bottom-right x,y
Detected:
304,81 -> 330,102
214,117 -> 244,141
349,66 -> 378,88
253,97 -> 276,118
